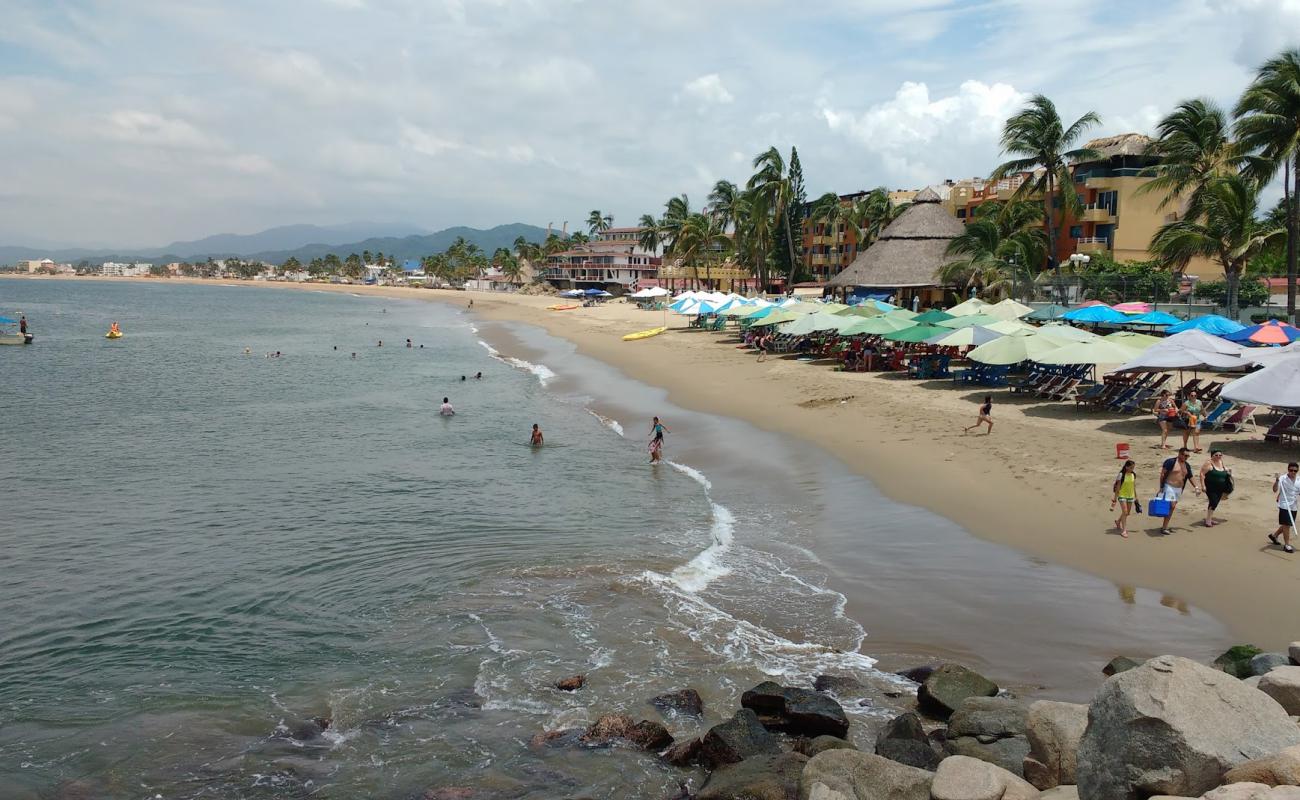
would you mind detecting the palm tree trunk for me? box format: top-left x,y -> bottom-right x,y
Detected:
1287,157 -> 1297,324
784,210 -> 799,285
1227,266 -> 1240,324
1045,172 -> 1063,305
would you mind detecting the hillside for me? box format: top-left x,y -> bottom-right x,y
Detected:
248,224 -> 551,265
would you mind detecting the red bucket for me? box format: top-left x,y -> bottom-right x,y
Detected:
1116,442 -> 1130,460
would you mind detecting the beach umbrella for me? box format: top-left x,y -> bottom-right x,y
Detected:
670,297 -> 700,314
937,313 -> 1000,329
925,325 -> 1004,348
1035,338 -> 1147,366
1165,314 -> 1246,335
945,297 -> 990,317
820,302 -> 849,312
779,311 -> 853,336
1116,330 -> 1247,372
1113,301 -> 1152,314
1062,305 -> 1129,324
967,331 -> 1065,365
984,318 -> 1038,335
840,315 -> 915,336
1222,354 -> 1300,406
853,298 -> 897,312
911,309 -> 955,324
742,305 -> 780,321
1026,304 -> 1069,321
1034,323 -> 1100,342
1125,310 -> 1182,326
886,308 -> 919,321
1222,320 -> 1300,345
883,323 -> 950,343
834,305 -> 883,318
750,310 -> 801,327
560,289 -> 584,298
1105,331 -> 1164,349
986,298 -> 1035,319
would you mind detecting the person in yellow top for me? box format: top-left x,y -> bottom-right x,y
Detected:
1111,459 -> 1138,538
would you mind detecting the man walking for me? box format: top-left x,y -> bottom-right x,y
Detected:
1270,462 -> 1300,554
1157,447 -> 1202,534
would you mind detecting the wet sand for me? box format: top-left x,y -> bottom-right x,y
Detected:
12,276 -> 1297,666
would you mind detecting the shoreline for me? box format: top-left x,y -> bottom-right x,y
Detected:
9,275 -> 1300,654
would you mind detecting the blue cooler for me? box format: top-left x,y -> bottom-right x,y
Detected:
1148,497 -> 1173,517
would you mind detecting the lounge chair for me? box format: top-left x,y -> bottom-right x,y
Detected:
1265,413 -> 1299,443
1218,404 -> 1258,433
1200,400 -> 1234,429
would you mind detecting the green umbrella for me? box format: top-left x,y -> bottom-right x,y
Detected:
886,309 -> 919,321
1035,338 -> 1146,365
883,323 -> 950,343
937,313 -> 1000,330
834,306 -> 883,318
911,309 -> 955,324
840,315 -> 915,336
750,310 -> 804,327
820,302 -> 849,313
967,331 -> 1065,365
1105,330 -> 1163,348
1026,304 -> 1069,321
1036,322 -> 1100,343
779,311 -> 853,336
986,318 -> 1038,335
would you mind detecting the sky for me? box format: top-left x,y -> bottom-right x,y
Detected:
2,0 -> 1299,248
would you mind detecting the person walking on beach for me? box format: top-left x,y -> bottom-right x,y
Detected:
1110,460 -> 1138,538
649,430 -> 664,464
1156,447 -> 1201,534
440,397 -> 454,416
964,396 -> 993,435
530,424 -> 543,447
1181,390 -> 1204,453
1154,390 -> 1178,449
1200,450 -> 1233,527
1270,463 -> 1300,554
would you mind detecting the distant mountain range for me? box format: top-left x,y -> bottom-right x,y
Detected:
0,222 -> 553,265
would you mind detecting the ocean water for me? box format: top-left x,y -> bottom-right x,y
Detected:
0,281 -> 901,799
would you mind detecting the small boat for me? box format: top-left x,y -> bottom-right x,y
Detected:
622,326 -> 666,341
548,304 -> 579,311
105,330 -> 123,339
0,332 -> 33,345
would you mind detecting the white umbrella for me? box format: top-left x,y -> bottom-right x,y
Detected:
925,325 -> 1004,348
985,318 -> 1038,335
945,297 -> 990,317
986,299 -> 1035,320
1114,330 -> 1247,372
967,330 -> 1065,365
1222,354 -> 1300,406
1036,322 -> 1101,342
631,286 -> 669,298
1245,340 -> 1300,364
1035,338 -> 1147,366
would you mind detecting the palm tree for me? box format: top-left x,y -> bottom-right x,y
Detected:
569,231 -> 590,246
845,188 -> 897,252
1150,175 -> 1284,320
1139,99 -> 1240,220
991,94 -> 1101,303
659,194 -> 692,255
810,192 -> 851,279
736,188 -> 774,290
674,212 -> 728,288
362,250 -> 373,265
587,210 -> 613,236
281,256 -> 302,275
747,147 -> 798,286
939,201 -> 1046,301
707,180 -> 742,232
344,253 -> 363,280
1235,48 -> 1300,321
636,214 -> 662,254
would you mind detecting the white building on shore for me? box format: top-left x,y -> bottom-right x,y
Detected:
539,227 -> 661,293
101,262 -> 152,277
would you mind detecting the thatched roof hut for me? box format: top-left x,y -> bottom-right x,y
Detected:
828,187 -> 964,289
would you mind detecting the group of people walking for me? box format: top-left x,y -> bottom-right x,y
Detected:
1109,448 -> 1298,552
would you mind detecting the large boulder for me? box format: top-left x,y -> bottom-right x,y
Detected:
1224,744 -> 1300,786
931,755 -> 1039,800
579,713 -> 672,750
701,709 -> 781,769
944,697 -> 1030,776
742,681 -> 850,739
1253,655 -> 1293,678
876,712 -> 942,771
798,735 -> 858,758
1216,646 -> 1266,679
1076,655 -> 1300,800
651,689 -> 704,717
1102,657 -> 1141,678
917,665 -> 999,719
663,737 -> 703,767
697,751 -> 809,800
1289,643 -> 1300,665
1259,668 -> 1300,715
1023,701 -> 1087,790
798,749 -> 934,800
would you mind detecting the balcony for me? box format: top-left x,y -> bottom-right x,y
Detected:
1082,205 -> 1116,223
1076,237 -> 1111,253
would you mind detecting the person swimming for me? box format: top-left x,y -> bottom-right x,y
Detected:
440,397 -> 454,416
530,424 -> 543,447
406,338 -> 412,348
475,372 -> 482,380
460,375 -> 466,381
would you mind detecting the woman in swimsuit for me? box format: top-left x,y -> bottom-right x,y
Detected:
1181,390 -> 1204,453
649,431 -> 664,464
1153,390 -> 1177,449
964,395 -> 993,435
1111,459 -> 1138,538
1199,450 -> 1232,526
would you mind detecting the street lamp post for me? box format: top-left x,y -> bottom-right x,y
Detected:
1067,253 -> 1091,305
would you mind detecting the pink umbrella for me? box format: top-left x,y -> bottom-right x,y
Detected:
1076,299 -> 1106,307
1113,302 -> 1152,313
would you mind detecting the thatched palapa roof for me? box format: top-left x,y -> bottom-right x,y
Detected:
828,187 -> 965,289
1083,133 -> 1152,160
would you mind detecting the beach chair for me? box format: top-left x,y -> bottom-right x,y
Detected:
1200,400 -> 1234,429
1045,378 -> 1082,401
1265,413 -> 1299,443
1199,381 -> 1224,403
1072,382 -> 1107,409
1177,378 -> 1202,399
1218,404 -> 1258,433
1116,387 -> 1157,415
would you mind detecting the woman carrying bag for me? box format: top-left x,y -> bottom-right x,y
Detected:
1199,450 -> 1233,527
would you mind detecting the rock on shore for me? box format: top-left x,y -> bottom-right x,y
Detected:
1077,655 -> 1300,800
742,682 -> 851,739
917,665 -> 999,720
800,749 -> 934,800
1022,701 -> 1087,790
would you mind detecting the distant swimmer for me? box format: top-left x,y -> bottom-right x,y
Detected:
475,372 -> 482,380
460,375 -> 466,381
351,352 -> 357,359
406,338 -> 412,348
440,397 -> 455,416
244,347 -> 251,355
378,340 -> 383,347
530,424 -> 544,447
333,345 -> 337,351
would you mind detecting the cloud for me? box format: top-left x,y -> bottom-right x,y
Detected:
682,74 -> 735,105
820,80 -> 1028,185
104,111 -> 224,150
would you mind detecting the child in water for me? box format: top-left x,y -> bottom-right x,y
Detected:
649,431 -> 663,464
530,424 -> 543,447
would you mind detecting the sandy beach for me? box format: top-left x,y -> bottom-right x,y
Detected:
10,276 -> 1300,654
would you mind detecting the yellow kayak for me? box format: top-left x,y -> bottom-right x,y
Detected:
548,304 -> 578,311
105,331 -> 123,339
622,326 -> 666,341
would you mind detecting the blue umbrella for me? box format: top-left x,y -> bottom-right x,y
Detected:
583,288 -> 606,295
0,316 -> 17,324
1126,311 -> 1182,326
560,289 -> 583,298
1165,314 -> 1247,336
1061,305 -> 1129,324
1222,320 -> 1300,345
